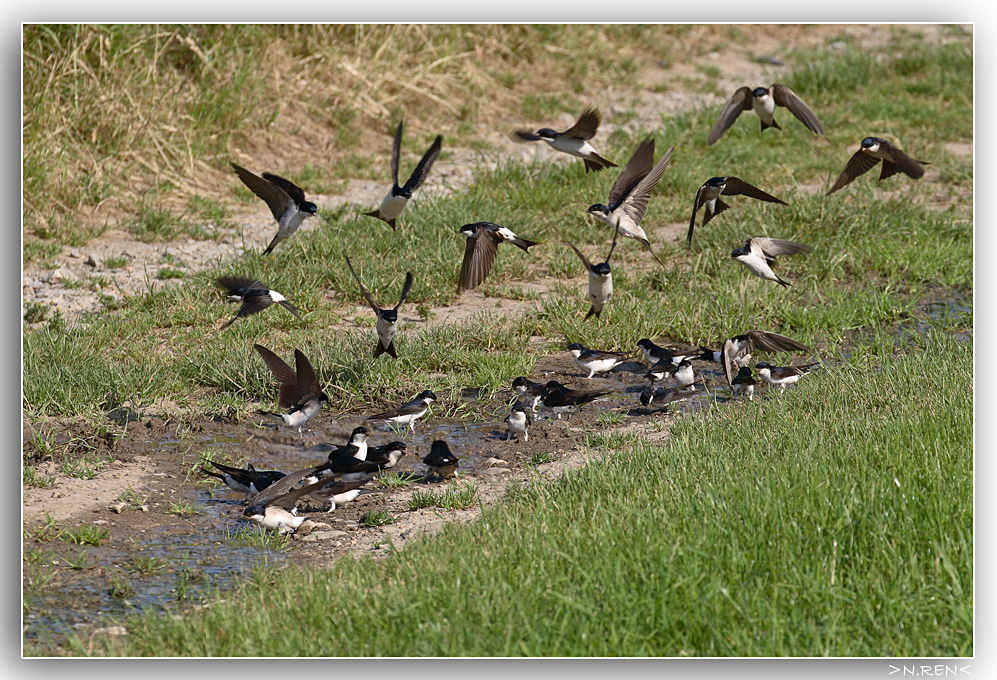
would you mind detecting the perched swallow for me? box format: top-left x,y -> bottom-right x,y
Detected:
201,461 -> 286,502
731,366 -> 758,401
306,426 -> 371,462
505,404 -> 532,442
344,255 -> 413,359
707,84 -> 824,146
457,222 -> 539,293
254,345 -> 330,434
423,440 -> 459,479
367,390 -> 437,433
566,343 -> 630,379
696,346 -> 723,364
731,237 -> 813,288
230,162 -> 317,255
636,339 -> 696,367
216,276 -> 301,328
365,441 -> 408,468
563,221 -> 619,320
246,473 -> 373,528
512,108 -> 616,173
307,476 -> 376,513
586,138 -> 672,267
243,503 -> 307,535
687,176 -> 787,245
542,380 -> 611,419
512,377 -> 547,413
322,443 -> 395,482
363,120 -> 442,229
721,330 -> 808,387
644,358 -> 696,389
754,362 -> 820,392
826,137 -> 928,195
639,386 -> 671,409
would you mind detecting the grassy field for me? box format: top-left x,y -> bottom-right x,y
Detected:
22,25 -> 972,657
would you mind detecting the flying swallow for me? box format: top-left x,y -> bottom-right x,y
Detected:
542,380 -> 612,419
687,176 -> 787,245
586,137 -> 672,267
730,237 -> 813,287
721,330 -> 808,388
363,120 -> 442,229
201,460 -> 286,502
254,344 -> 330,434
512,108 -> 617,173
827,137 -> 928,195
230,162 -> 317,255
566,343 -> 631,379
457,222 -> 539,293
731,366 -> 758,401
563,220 -> 619,320
707,84 -> 824,146
367,390 -> 437,433
344,255 -> 413,359
505,404 -> 532,442
512,377 -> 546,413
423,440 -> 459,479
754,362 -> 820,392
216,276 -> 301,328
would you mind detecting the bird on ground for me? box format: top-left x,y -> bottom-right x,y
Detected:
201,461 -> 286,502
563,220 -> 619,320
423,440 -> 459,479
254,345 -> 329,434
512,108 -> 616,173
362,120 -> 442,229
730,366 -> 758,401
636,339 -> 697,367
344,255 -> 414,359
707,84 -> 824,146
306,476 -> 378,513
566,343 -> 631,379
512,377 -> 546,413
457,222 -> 539,293
505,404 -> 532,442
367,390 -> 437,433
306,427 -> 371,461
230,162 -> 317,255
216,277 -> 301,328
721,330 -> 809,388
730,237 -> 813,287
754,362 -> 820,392
586,138 -> 672,267
696,346 -> 723,364
639,386 -> 671,409
542,380 -> 611,419
645,358 -> 696,389
687,176 -> 787,246
826,137 -> 928,195
245,474 -> 374,530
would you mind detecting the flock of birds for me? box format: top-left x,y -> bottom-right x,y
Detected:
205,82 -> 928,534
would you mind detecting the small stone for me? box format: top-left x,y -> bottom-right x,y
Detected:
108,502 -> 127,514
295,533 -> 317,543
68,249 -> 82,258
92,626 -> 128,638
483,457 -> 508,468
43,267 -> 77,284
138,505 -> 149,512
92,519 -> 109,525
314,529 -> 348,540
86,254 -> 102,267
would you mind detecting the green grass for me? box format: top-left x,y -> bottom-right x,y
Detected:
85,333 -> 970,656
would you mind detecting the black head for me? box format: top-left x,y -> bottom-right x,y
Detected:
459,223 -> 478,237
512,377 -> 529,391
350,426 -> 371,439
754,362 -> 773,370
677,359 -> 692,368
698,346 -> 718,361
752,87 -> 769,98
319,392 -> 332,404
392,186 -> 413,199
544,380 -> 565,391
861,137 -> 879,149
384,441 -> 407,452
418,390 -> 438,402
381,309 -> 398,323
535,127 -> 558,139
300,201 -> 319,215
639,388 -> 653,407
246,463 -> 256,471
733,366 -> 754,382
636,339 -> 654,350
586,204 -> 609,216
566,342 -> 585,352
705,176 -> 727,188
731,243 -> 750,259
592,263 -> 611,276
244,503 -> 265,518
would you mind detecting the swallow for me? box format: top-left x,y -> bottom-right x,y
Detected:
365,441 -> 408,468
707,84 -> 824,146
201,461 -> 286,502
306,426 -> 371,462
363,120 -> 442,229
230,162 -> 317,255
731,237 -> 813,287
344,255 -> 413,359
644,358 -> 696,389
721,330 -> 808,387
586,138 -> 672,267
423,440 -> 459,479
505,404 -> 532,442
512,377 -> 546,413
367,390 -> 437,433
216,276 -> 301,328
754,362 -> 820,392
542,380 -> 611,419
731,366 -> 758,401
563,220 -> 619,320
512,108 -> 617,173
306,476 -> 377,513
322,443 -> 396,482
636,339 -> 696,367
566,343 -> 630,379
696,346 -> 723,364
639,386 -> 671,409
826,137 -> 928,195
457,222 -> 539,293
254,344 -> 330,434
246,473 -> 374,529
687,176 -> 787,245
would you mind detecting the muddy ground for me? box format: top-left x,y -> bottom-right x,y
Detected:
21,24 -> 971,650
